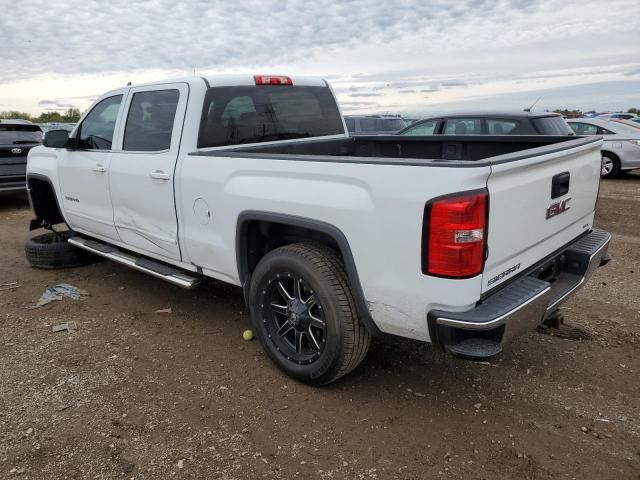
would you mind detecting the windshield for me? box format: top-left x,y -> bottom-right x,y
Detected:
0,124 -> 42,145
532,116 -> 573,135
198,86 -> 345,148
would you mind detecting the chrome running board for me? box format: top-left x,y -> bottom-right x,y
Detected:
68,237 -> 200,290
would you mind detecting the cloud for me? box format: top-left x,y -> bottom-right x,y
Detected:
38,99 -> 76,109
0,0 -> 639,115
440,81 -> 467,88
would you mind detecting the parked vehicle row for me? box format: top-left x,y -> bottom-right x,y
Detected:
566,118 -> 640,178
26,74 -> 610,385
344,111 -> 639,178
396,111 -> 573,136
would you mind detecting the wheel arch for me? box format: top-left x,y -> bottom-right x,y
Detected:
600,149 -> 620,161
26,174 -> 66,230
236,211 -> 380,336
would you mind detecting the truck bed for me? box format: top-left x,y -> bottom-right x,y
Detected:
190,135 -> 598,166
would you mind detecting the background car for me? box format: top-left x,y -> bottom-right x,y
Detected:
0,119 -> 42,193
344,115 -> 408,135
38,122 -> 76,133
567,118 -> 640,178
397,111 -> 574,136
597,113 -> 638,121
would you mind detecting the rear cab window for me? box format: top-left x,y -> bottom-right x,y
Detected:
533,116 -> 573,135
0,124 -> 42,145
198,86 -> 345,148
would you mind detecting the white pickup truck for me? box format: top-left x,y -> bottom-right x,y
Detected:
26,74 -> 611,385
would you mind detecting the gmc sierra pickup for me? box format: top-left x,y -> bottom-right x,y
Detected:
26,74 -> 610,385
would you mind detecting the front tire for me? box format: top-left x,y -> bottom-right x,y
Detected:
601,152 -> 621,178
248,243 -> 371,385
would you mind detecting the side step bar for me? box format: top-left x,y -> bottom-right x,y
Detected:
68,237 -> 201,290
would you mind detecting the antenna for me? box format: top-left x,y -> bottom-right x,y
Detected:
524,96 -> 542,112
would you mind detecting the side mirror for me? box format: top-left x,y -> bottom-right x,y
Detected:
43,129 -> 70,148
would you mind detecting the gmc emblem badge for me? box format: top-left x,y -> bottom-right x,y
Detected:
11,148 -> 23,154
546,197 -> 571,219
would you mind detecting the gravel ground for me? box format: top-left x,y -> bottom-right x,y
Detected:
0,174 -> 639,480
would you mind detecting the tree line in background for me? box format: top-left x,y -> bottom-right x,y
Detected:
0,107 -> 81,124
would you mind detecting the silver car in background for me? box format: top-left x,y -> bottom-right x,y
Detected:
567,118 -> 640,178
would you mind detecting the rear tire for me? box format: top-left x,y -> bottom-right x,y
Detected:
600,152 -> 621,179
248,243 -> 371,385
25,231 -> 99,269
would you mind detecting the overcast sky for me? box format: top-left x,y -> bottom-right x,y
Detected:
1,0 -> 639,116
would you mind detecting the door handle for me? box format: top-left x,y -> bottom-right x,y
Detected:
150,170 -> 171,180
92,164 -> 106,173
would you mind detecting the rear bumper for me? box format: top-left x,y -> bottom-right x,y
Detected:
428,228 -> 611,360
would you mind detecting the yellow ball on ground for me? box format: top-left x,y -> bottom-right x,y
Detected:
242,329 -> 254,341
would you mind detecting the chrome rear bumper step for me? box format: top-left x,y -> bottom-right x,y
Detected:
68,237 -> 200,290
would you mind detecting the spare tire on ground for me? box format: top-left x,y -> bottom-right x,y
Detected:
25,231 -> 99,269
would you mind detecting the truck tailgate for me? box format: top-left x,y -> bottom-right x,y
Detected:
482,137 -> 603,293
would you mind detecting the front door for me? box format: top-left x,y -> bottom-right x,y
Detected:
57,92 -> 127,240
108,83 -> 188,261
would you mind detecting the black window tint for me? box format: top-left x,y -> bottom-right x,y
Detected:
358,118 -> 405,133
533,116 -> 573,135
359,118 -> 378,132
487,119 -> 519,135
0,124 -> 42,145
78,95 -> 123,150
198,86 -> 344,148
380,119 -> 406,132
345,118 -> 356,133
443,118 -> 482,135
123,90 -> 180,151
598,127 -> 615,135
222,96 -> 256,120
402,120 -> 438,136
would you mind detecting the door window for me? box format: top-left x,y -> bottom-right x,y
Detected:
401,120 -> 438,136
77,95 -> 123,150
123,89 -> 180,151
443,118 -> 482,135
568,122 -> 598,135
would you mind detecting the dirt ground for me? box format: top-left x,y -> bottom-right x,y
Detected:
1,175 -> 639,480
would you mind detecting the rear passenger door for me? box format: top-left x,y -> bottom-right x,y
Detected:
108,83 -> 188,261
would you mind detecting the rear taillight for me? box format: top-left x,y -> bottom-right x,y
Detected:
422,190 -> 488,278
254,75 -> 293,85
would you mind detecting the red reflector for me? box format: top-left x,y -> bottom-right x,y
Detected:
423,191 -> 487,278
254,75 -> 293,85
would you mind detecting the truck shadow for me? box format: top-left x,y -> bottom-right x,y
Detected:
0,192 -> 29,211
